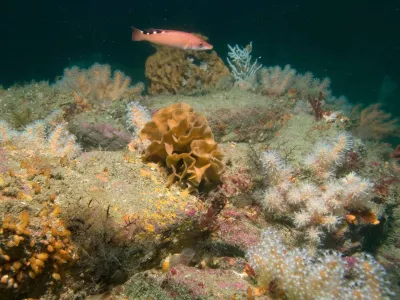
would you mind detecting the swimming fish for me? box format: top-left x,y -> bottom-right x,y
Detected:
131,27 -> 213,51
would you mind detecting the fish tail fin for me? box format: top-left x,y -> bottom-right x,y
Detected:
131,27 -> 144,41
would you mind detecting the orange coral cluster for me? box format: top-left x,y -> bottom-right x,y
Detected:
0,199 -> 78,293
139,103 -> 224,189
344,210 -> 380,225
57,63 -> 144,109
145,43 -> 230,95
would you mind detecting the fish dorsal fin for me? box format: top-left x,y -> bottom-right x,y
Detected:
143,28 -> 166,35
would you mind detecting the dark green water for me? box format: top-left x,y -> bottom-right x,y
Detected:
1,0 -> 399,110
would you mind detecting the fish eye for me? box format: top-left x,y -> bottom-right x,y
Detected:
199,43 -> 203,48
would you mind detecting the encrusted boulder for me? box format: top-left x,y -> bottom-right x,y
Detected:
145,44 -> 231,95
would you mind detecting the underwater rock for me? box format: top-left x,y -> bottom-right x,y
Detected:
206,206 -> 267,256
219,143 -> 263,207
145,45 -> 231,95
69,112 -> 132,151
146,89 -> 294,143
51,151 -> 206,288
0,148 -> 208,297
94,265 -> 257,300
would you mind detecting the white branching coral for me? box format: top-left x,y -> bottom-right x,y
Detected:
247,229 -> 393,299
260,132 -> 379,247
227,42 -> 262,83
226,42 -> 332,98
54,63 -> 144,103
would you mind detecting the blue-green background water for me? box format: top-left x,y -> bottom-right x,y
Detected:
1,0 -> 399,110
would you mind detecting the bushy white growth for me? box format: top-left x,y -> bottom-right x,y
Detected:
320,215 -> 341,231
306,226 -> 324,244
247,229 -> 393,299
261,150 -> 284,172
263,187 -> 287,215
126,101 -> 151,135
45,124 -> 81,158
293,210 -> 312,227
305,132 -> 353,179
306,197 -> 329,215
261,150 -> 292,186
341,172 -> 374,210
17,120 -> 47,148
0,120 -> 15,143
260,133 -> 377,246
0,116 -> 81,159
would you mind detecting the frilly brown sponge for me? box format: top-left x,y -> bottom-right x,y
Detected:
145,41 -> 231,95
139,103 -> 224,188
